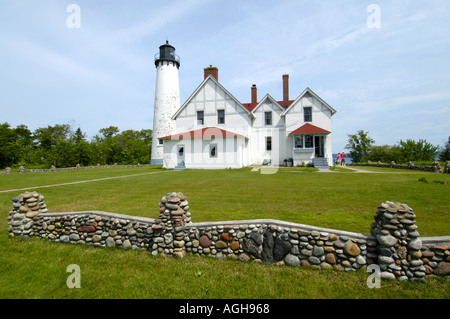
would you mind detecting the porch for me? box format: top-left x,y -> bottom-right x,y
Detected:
289,123 -> 331,168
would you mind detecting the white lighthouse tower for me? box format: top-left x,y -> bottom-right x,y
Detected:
150,41 -> 181,165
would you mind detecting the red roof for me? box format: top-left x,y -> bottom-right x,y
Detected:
242,100 -> 294,112
289,123 -> 331,135
160,127 -> 244,140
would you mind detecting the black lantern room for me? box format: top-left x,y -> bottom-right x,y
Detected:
154,40 -> 180,68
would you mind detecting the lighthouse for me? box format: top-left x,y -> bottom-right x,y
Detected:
150,41 -> 181,165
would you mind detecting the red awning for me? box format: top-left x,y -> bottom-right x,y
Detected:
289,123 -> 330,135
160,127 -> 244,140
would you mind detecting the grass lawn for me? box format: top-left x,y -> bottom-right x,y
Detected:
1,166 -> 449,299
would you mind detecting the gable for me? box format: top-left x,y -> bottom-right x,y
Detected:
281,88 -> 336,117
250,94 -> 285,114
172,75 -> 254,135
172,75 -> 253,120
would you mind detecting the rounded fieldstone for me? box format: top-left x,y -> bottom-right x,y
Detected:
313,246 -> 324,257
199,235 -> 211,247
409,239 -> 422,250
301,259 -> 310,267
380,271 -> 396,280
308,256 -> 320,265
216,240 -> 227,249
230,241 -> 240,250
26,211 -> 39,218
434,262 -> 449,276
122,239 -> 132,249
344,242 -> 361,257
239,253 -> 250,262
165,203 -> 179,210
356,255 -> 366,265
69,233 -> 80,241
284,254 -> 300,266
101,237 -> 113,248
320,262 -> 333,270
174,240 -> 185,248
301,249 -> 312,257
92,235 -> 102,242
376,234 -> 397,247
19,206 -> 29,213
326,253 -> 336,264
329,234 -> 339,241
379,255 -> 394,264
60,235 -> 70,243
220,233 -> 233,242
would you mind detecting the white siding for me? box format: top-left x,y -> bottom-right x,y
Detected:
175,79 -> 251,138
250,98 -> 287,165
163,135 -> 247,169
284,93 -> 333,165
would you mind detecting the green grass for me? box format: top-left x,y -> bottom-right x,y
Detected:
1,166 -> 449,299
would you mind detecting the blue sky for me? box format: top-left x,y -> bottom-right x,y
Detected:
1,0 -> 449,154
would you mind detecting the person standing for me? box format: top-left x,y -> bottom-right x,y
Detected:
336,153 -> 342,166
341,152 -> 347,167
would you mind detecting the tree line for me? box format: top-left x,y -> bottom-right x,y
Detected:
0,122 -> 152,169
346,130 -> 450,164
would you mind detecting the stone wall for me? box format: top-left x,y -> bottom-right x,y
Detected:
7,191 -> 450,281
1,163 -> 150,175
349,161 -> 444,173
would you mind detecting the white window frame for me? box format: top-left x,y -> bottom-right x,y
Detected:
304,107 -> 312,122
217,109 -> 225,125
264,111 -> 272,126
266,136 -> 272,151
197,111 -> 204,125
294,136 -> 303,149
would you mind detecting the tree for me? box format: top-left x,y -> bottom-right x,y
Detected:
345,130 -> 375,163
398,139 -> 439,162
33,124 -> 71,167
0,122 -> 15,168
70,127 -> 92,166
368,144 -> 403,163
99,126 -> 119,139
439,137 -> 450,161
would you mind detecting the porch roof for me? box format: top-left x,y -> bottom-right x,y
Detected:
289,123 -> 331,135
159,127 -> 246,140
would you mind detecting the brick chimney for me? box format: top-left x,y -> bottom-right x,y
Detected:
283,74 -> 289,107
251,84 -> 257,104
204,65 -> 218,81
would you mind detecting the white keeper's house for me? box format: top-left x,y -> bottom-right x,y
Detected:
150,42 -> 337,170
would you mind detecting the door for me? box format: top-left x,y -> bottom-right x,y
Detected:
314,136 -> 324,158
177,145 -> 185,166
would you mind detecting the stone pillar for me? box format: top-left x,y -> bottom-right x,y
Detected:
444,161 -> 450,173
371,201 -> 425,282
432,161 -> 441,173
8,191 -> 48,239
151,192 -> 190,258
